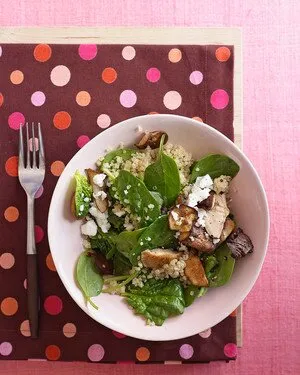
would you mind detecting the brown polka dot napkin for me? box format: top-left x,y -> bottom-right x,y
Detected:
0,43 -> 236,363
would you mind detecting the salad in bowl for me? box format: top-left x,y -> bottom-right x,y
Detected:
71,130 -> 254,326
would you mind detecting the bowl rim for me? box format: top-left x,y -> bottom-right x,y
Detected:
48,113 -> 270,341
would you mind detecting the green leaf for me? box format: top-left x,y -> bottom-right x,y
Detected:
76,252 -> 103,309
204,243 -> 235,287
130,215 -> 177,264
107,210 -> 125,232
144,137 -> 181,207
74,171 -> 92,218
113,252 -> 132,276
90,232 -> 118,259
190,154 -> 240,183
101,149 -> 137,179
184,286 -> 208,307
125,278 -> 185,326
114,228 -> 146,260
115,170 -> 161,226
149,191 -> 163,206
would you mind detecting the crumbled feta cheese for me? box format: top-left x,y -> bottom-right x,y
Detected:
93,190 -> 107,200
79,204 -> 84,212
213,238 -> 220,245
81,193 -> 84,198
140,241 -> 144,246
124,190 -> 128,195
171,211 -> 180,221
83,197 -> 90,203
126,185 -> 131,189
124,198 -> 129,204
148,204 -> 154,209
195,208 -> 207,228
187,174 -> 213,207
146,237 -> 152,241
81,220 -> 97,236
89,206 -> 111,233
93,173 -> 106,188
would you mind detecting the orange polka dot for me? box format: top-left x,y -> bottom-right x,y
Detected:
168,48 -> 182,63
76,91 -> 91,106
46,253 -> 56,272
34,44 -> 52,62
53,111 -> 71,130
192,116 -> 203,122
0,93 -> 4,107
0,253 -> 15,269
1,297 -> 18,316
136,347 -> 150,362
10,70 -> 24,85
4,206 -> 19,222
5,156 -> 18,177
215,47 -> 231,62
63,323 -> 77,338
45,345 -> 61,361
230,309 -> 237,317
20,319 -> 31,337
101,67 -> 117,84
148,111 -> 159,115
50,161 -> 65,176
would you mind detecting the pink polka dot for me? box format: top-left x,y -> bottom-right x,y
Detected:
120,90 -> 137,108
97,114 -> 111,129
189,71 -> 203,85
34,225 -> 44,243
112,330 -> 126,339
35,185 -> 44,199
146,67 -> 161,83
23,278 -> 27,289
199,328 -> 211,338
179,344 -> 194,359
0,46 -> 2,57
8,112 -> 25,130
0,342 -> 12,356
44,295 -> 63,315
77,135 -> 90,148
210,89 -> 229,109
224,343 -> 237,358
87,344 -> 105,362
31,91 -> 46,106
78,44 -> 97,60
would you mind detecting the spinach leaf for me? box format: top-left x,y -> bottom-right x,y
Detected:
150,191 -> 163,206
108,210 -> 125,232
101,149 -> 137,179
115,170 -> 161,226
125,278 -> 185,326
90,232 -> 118,259
190,154 -> 240,183
114,228 -> 146,260
130,215 -> 177,264
76,252 -> 103,309
205,243 -> 235,287
144,137 -> 181,207
113,252 -> 132,276
183,286 -> 208,307
74,171 -> 92,218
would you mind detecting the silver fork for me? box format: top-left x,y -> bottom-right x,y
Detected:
18,122 -> 45,338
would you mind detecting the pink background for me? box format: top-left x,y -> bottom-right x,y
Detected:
0,0 -> 299,374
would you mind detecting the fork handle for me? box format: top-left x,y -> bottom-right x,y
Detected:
26,195 -> 39,338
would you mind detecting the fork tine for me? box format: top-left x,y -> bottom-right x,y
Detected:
25,122 -> 30,168
32,123 -> 36,168
18,124 -> 24,169
38,123 -> 45,168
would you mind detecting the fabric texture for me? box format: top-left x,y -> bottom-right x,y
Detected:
0,43 -> 236,363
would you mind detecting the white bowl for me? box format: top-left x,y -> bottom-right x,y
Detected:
48,114 -> 269,341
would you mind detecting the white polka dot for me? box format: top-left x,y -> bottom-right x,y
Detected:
122,46 -> 136,60
163,91 -> 182,110
97,114 -> 111,129
50,65 -> 71,87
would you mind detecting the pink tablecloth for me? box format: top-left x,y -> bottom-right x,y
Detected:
0,0 -> 299,374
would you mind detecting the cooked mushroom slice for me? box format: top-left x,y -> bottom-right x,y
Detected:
168,204 -> 197,232
141,249 -> 181,269
176,194 -> 185,205
179,231 -> 190,241
227,228 -> 254,258
197,192 -> 216,210
184,255 -> 208,287
204,194 -> 230,239
135,131 -> 168,149
220,218 -> 235,242
182,226 -> 214,252
86,168 -> 108,213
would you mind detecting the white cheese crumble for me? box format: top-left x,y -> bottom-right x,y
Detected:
195,208 -> 207,228
89,206 -> 111,233
148,204 -> 154,209
93,173 -> 107,188
81,220 -> 97,237
79,204 -> 84,212
213,238 -> 220,245
186,174 -> 213,207
93,190 -> 107,200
